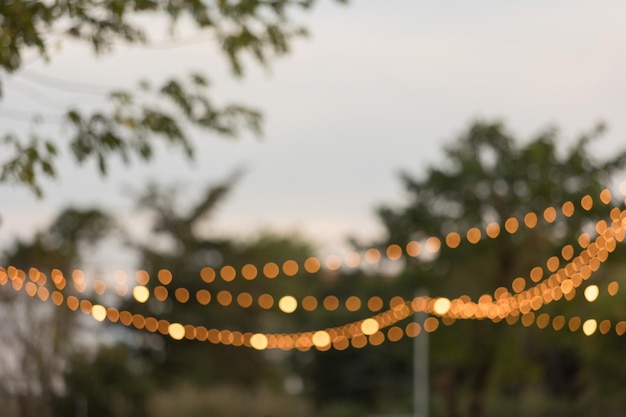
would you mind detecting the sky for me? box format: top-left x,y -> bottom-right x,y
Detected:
2,0 -> 626,266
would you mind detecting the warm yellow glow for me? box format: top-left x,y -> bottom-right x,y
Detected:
524,212 -> 538,228
168,323 -> 185,340
599,320 -> 611,334
107,308 -> 120,323
361,318 -> 379,335
530,267 -> 543,282
302,295 -> 318,311
406,322 -> 421,337
220,265 -> 236,281
325,255 -> 342,271
136,270 -> 150,285
504,217 -> 519,234
368,296 -> 383,312
323,295 -> 339,311
242,264 -> 258,280
568,317 -> 582,332
154,286 -> 168,301
175,288 -> 190,303
37,286 -> 49,301
584,285 -> 599,302
282,260 -> 299,276
80,300 -> 92,314
512,277 -> 526,293
578,233 -> 591,248
387,326 -> 403,342
91,304 -> 107,322
386,244 -> 403,260
351,334 -> 367,349
133,285 -> 150,303
406,241 -> 421,257
425,237 -> 441,253
369,331 -> 385,346
67,296 -> 79,311
51,291 -> 63,306
158,269 -> 172,285
365,248 -> 381,264
119,311 -> 132,326
312,330 -> 331,347
237,292 -> 253,308
536,313 -> 550,329
258,294 -> 274,309
581,195 -> 593,211
433,297 -> 451,315
250,333 -> 268,350
582,319 -> 597,336
217,290 -> 232,306
263,262 -> 279,279
345,252 -> 361,268
200,267 -> 216,283
446,232 -> 461,248
543,207 -> 557,223
486,222 -> 500,238
561,201 -> 575,217
561,245 -> 574,260
93,279 -> 106,295
546,256 -> 559,272
304,257 -> 321,273
345,296 -> 362,312
466,228 -> 481,244
424,317 -> 439,333
608,281 -> 619,296
196,289 -> 211,305
600,189 -> 612,204
561,279 -> 574,294
278,295 -> 298,313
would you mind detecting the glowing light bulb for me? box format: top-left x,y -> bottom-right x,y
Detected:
168,323 -> 185,340
278,295 -> 298,313
361,318 -> 379,335
133,285 -> 150,303
584,285 -> 599,302
91,304 -> 107,322
582,319 -> 597,336
312,331 -> 331,347
250,333 -> 269,350
433,297 -> 451,315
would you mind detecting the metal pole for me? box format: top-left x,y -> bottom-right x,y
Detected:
414,289 -> 428,417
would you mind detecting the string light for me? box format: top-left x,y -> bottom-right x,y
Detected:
2,186 -> 626,351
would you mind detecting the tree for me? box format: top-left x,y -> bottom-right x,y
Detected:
373,120 -> 626,416
0,208 -> 115,417
116,174 -> 318,415
0,0 -> 346,196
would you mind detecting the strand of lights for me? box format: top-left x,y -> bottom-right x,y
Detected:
8,192 -> 620,316
0,266 -> 435,350
427,216 -> 624,323
44,187 -> 619,293
1,206 -> 622,325
3,266 -> 625,353
1,207 -> 622,322
2,188 -> 626,350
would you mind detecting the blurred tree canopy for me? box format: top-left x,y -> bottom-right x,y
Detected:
3,120 -> 626,417
0,0 -> 346,196
0,208 -> 115,417
368,120 -> 626,417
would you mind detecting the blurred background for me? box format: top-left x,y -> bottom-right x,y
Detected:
2,1 -> 626,416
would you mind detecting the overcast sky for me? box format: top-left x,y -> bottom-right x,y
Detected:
2,0 -> 626,263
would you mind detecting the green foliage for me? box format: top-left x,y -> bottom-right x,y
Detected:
371,120 -> 626,417
0,207 -> 115,417
0,0 -> 346,196
124,174 -> 316,391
